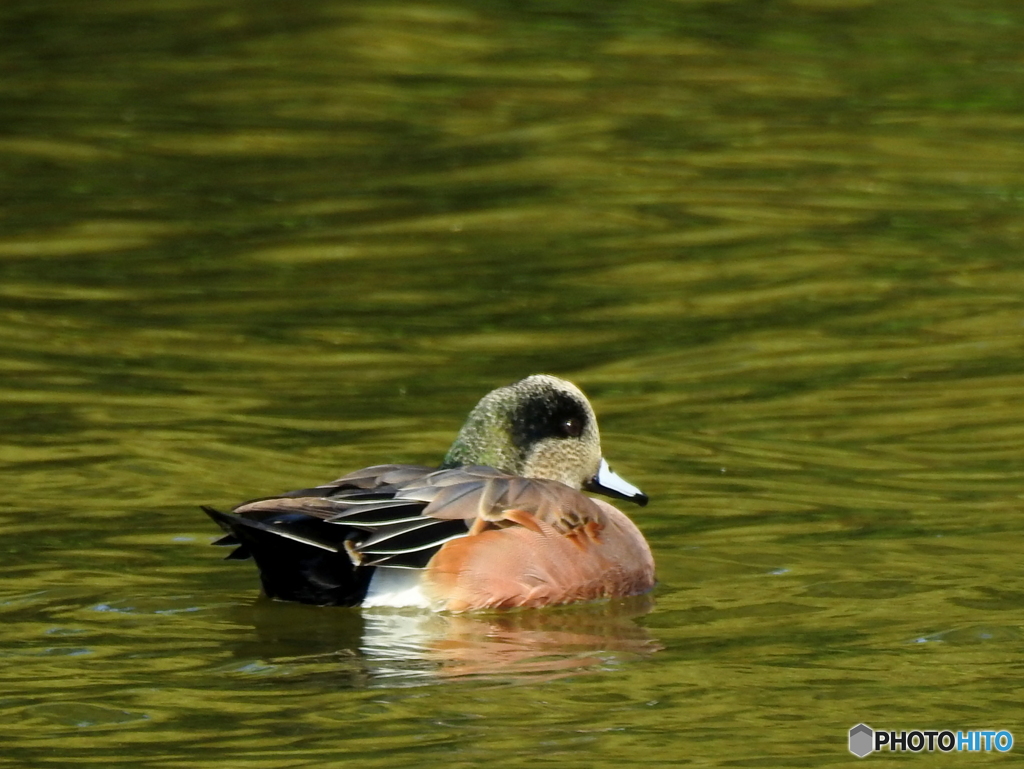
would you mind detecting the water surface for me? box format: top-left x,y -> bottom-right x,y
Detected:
2,0 -> 1024,765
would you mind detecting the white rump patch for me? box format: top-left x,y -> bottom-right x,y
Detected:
363,566 -> 435,609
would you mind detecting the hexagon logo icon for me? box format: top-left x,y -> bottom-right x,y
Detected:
849,724 -> 874,757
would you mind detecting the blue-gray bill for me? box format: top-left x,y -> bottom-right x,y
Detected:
584,458 -> 649,507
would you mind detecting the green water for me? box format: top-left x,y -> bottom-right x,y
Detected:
3,0 -> 1024,765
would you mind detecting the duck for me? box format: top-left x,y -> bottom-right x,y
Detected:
202,374 -> 655,612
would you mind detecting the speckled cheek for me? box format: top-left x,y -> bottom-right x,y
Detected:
521,436 -> 601,488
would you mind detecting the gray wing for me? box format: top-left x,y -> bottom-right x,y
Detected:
211,464 -> 605,569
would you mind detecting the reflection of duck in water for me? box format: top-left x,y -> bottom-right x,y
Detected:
236,594 -> 661,683
361,595 -> 661,680
204,375 -> 654,612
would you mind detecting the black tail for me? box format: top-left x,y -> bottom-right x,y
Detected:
201,506 -> 374,606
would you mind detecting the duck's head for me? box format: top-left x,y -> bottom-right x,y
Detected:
441,374 -> 648,506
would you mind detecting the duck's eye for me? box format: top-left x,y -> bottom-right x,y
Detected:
561,417 -> 583,438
